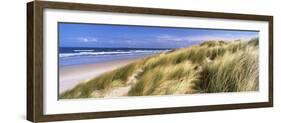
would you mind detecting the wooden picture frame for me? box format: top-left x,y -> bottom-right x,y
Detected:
27,1 -> 273,122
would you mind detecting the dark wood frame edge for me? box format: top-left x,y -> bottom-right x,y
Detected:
27,1 -> 34,122
27,1 -> 274,122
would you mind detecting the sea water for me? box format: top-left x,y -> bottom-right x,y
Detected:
59,47 -> 170,67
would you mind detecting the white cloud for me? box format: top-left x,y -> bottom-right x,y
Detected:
125,40 -> 133,44
156,35 -> 190,42
156,33 -> 258,42
186,34 -> 257,41
76,37 -> 97,42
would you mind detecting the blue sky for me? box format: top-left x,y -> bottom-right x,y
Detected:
59,23 -> 258,49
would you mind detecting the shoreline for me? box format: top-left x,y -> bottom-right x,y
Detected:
59,56 -> 148,94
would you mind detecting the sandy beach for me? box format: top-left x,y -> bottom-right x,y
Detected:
59,57 -> 145,94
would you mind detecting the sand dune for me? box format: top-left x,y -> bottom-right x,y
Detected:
60,39 -> 259,99
59,58 -> 143,93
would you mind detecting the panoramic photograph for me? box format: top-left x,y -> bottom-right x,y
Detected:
58,23 -> 259,99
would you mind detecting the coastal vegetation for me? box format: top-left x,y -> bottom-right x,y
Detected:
60,38 -> 259,99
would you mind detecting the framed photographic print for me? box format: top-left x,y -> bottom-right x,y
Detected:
27,1 -> 273,122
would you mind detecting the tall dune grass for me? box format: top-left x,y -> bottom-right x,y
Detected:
199,46 -> 259,93
60,38 -> 259,99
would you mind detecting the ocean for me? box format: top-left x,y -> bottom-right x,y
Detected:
59,47 -> 170,67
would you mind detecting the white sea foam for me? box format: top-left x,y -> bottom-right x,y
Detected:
74,49 -> 95,52
59,50 -> 170,58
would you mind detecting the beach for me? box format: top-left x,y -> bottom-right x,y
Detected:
59,57 -> 146,94
60,40 -> 259,99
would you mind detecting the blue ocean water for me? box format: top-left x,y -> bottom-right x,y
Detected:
59,47 -> 170,67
